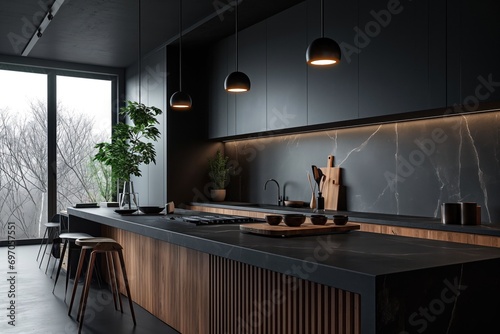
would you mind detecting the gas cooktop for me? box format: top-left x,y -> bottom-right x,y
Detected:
180,214 -> 257,225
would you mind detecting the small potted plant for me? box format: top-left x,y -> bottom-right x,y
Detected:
208,150 -> 230,201
93,100 -> 162,209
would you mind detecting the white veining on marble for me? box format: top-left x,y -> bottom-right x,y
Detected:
445,264 -> 464,333
369,183 -> 392,212
337,125 -> 382,167
456,118 -> 463,201
433,167 -> 446,218
395,123 -> 400,215
462,116 -> 491,222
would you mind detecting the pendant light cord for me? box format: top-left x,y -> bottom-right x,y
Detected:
235,0 -> 239,71
179,0 -> 183,91
138,0 -> 142,103
320,0 -> 324,38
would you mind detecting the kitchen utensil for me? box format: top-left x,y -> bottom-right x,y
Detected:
114,209 -> 137,215
139,206 -> 165,214
307,172 -> 317,209
319,155 -> 343,211
310,214 -> 327,225
284,200 -> 305,208
283,214 -> 306,227
265,215 -> 282,225
333,214 -> 349,225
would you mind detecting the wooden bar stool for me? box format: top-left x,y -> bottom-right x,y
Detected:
52,232 -> 93,300
68,237 -> 136,333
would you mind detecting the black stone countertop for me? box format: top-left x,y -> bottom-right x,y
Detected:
68,207 -> 500,333
188,201 -> 500,237
67,207 -> 500,294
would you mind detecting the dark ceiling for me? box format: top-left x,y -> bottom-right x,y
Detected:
0,0 -> 303,68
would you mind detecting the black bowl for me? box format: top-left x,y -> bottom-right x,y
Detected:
333,214 -> 349,225
310,214 -> 328,225
283,214 -> 306,227
265,215 -> 283,225
139,206 -> 164,214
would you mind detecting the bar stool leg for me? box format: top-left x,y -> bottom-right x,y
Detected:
39,227 -> 53,268
117,249 -> 136,325
36,227 -> 48,262
68,248 -> 87,316
53,239 -> 68,293
78,251 -> 97,334
106,252 -> 119,311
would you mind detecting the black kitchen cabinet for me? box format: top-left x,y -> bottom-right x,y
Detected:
266,2 -> 308,130
236,21 -> 267,134
208,38 -> 229,138
358,0 -> 446,118
307,0 -> 359,124
447,0 -> 500,107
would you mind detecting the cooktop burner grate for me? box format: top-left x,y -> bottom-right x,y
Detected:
180,215 -> 257,225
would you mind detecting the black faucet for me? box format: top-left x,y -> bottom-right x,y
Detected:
264,178 -> 283,206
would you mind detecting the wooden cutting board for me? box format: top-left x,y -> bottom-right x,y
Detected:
320,155 -> 343,210
240,222 -> 359,237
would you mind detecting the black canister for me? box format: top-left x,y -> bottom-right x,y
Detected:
441,203 -> 461,224
460,202 -> 478,225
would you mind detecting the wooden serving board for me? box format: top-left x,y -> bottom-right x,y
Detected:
320,155 -> 342,210
240,222 -> 359,237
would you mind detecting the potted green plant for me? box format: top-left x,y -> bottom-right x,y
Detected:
93,101 -> 162,209
208,150 -> 230,201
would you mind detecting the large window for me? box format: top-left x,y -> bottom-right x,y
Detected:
56,75 -> 113,212
0,68 -> 115,241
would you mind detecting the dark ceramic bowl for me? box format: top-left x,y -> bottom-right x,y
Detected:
333,214 -> 349,225
265,215 -> 283,225
283,214 -> 306,227
310,214 -> 328,225
139,206 -> 164,214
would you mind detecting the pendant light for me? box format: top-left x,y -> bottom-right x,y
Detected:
170,0 -> 192,110
306,0 -> 341,66
224,0 -> 250,93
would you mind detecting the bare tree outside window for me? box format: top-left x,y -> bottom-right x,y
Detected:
0,100 -> 114,240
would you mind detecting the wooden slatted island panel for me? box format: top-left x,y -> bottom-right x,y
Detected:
102,226 -> 361,334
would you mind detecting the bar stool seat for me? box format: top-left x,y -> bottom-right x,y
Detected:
68,237 -> 136,333
52,232 -> 94,299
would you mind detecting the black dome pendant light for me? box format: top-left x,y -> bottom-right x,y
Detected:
306,0 -> 341,66
224,0 -> 250,93
169,0 -> 192,110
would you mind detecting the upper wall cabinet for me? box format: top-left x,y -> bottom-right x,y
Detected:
266,2 -> 308,130
447,0 -> 500,106
236,21 -> 267,135
208,39 -> 229,138
307,0 -> 359,124
358,0 -> 446,118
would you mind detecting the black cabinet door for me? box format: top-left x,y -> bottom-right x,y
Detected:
267,2 -> 308,130
447,0 -> 500,107
208,39 -> 228,138
358,0 -> 446,118
236,21 -> 267,135
307,0 -> 359,124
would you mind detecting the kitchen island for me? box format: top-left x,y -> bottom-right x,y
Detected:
68,207 -> 500,334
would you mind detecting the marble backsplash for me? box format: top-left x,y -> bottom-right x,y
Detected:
224,111 -> 500,224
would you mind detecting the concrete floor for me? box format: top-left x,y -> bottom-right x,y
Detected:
0,244 -> 179,334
